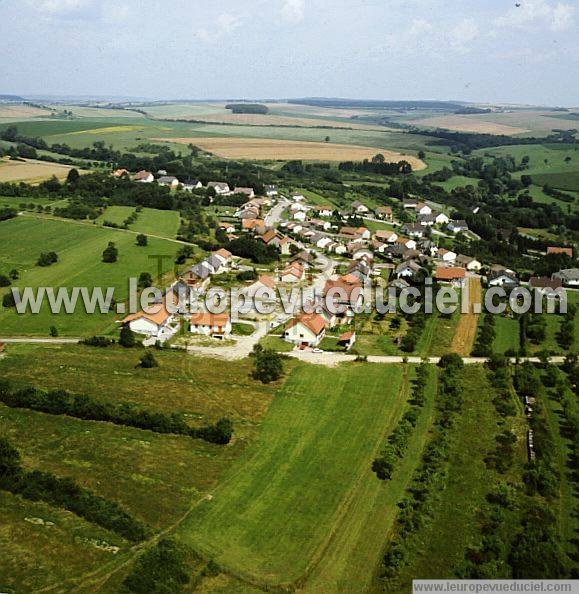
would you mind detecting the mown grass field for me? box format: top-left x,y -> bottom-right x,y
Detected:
0,216 -> 181,336
0,344 -> 276,592
176,363 -> 406,587
96,206 -> 180,238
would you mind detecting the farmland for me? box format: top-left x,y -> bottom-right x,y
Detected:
177,364 -> 407,586
409,114 -> 529,136
0,344 -> 275,592
0,157 -> 82,183
0,216 -> 181,336
156,136 -> 426,167
96,206 -> 180,238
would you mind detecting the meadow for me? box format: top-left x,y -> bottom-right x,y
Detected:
176,363 -> 407,587
0,216 -> 181,336
97,206 -> 180,238
0,344 -> 275,592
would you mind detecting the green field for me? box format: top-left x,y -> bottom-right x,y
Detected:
176,363 -> 407,587
0,216 -> 181,336
531,172 -> 579,193
96,206 -> 180,238
0,344 -> 275,592
389,365 -> 520,593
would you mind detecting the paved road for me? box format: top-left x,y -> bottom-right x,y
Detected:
264,197 -> 289,227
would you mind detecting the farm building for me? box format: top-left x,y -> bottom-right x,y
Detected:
552,268 -> 579,287
133,170 -> 154,183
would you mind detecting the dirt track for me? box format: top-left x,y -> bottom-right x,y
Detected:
451,276 -> 482,356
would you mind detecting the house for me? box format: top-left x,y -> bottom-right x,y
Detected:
181,263 -> 211,290
447,220 -> 469,234
395,236 -> 417,250
292,210 -> 306,221
401,223 -> 425,238
133,170 -> 154,183
352,247 -> 374,261
438,248 -> 457,263
238,207 -> 259,220
347,261 -> 372,282
351,200 -> 369,214
415,202 -> 432,216
233,187 -> 255,198
552,268 -> 579,287
310,218 -> 332,231
213,248 -> 232,268
245,275 -> 277,301
338,331 -> 356,350
403,197 -> 418,209
396,260 -> 422,279
315,236 -> 333,250
260,229 -> 279,246
389,278 -> 411,290
323,276 -> 363,319
291,251 -> 316,268
181,179 -> 202,191
488,269 -> 518,287
242,218 -> 265,231
284,313 -> 326,347
122,303 -> 173,337
434,212 -> 450,225
332,243 -> 348,255
112,168 -> 129,178
277,236 -> 295,256
189,312 -> 231,338
219,222 -> 236,234
157,176 -> 179,188
290,192 -> 305,201
435,267 -> 466,286
547,246 -> 573,258
375,206 -> 393,221
455,255 -> 482,271
207,181 -> 230,195
529,276 -> 563,296
313,205 -> 334,217
265,184 -> 278,196
375,229 -> 398,243
201,255 -> 223,274
281,262 -> 305,283
417,214 -> 436,226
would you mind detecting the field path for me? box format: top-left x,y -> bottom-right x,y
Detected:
450,276 -> 481,356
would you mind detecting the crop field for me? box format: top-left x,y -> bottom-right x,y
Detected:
0,216 -> 181,336
158,136 -> 426,167
176,363 -> 407,587
0,344 -> 275,592
0,103 -> 55,121
450,277 -> 482,356
531,171 -> 579,193
0,158 -> 82,183
409,114 -> 529,135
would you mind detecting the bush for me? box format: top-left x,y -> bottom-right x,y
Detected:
139,352 -> 158,368
80,336 -> 115,347
252,345 -> 284,383
36,251 -> 58,267
119,324 -> 136,348
49,326 -> 58,337
0,275 -> 11,287
102,241 -> 118,263
2,292 -> 16,308
124,539 -> 191,593
136,233 -> 148,247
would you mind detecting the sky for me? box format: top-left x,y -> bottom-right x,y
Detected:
0,0 -> 578,106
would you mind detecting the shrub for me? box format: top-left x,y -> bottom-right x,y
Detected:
80,336 -> 114,347
252,345 -> 284,383
0,275 -> 11,287
136,234 -> 148,246
36,251 -> 58,267
139,352 -> 158,368
119,324 -> 136,348
102,241 -> 118,263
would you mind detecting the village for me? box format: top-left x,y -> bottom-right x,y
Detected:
117,169 -> 578,357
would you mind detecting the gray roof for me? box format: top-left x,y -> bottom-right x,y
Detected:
189,264 -> 211,279
553,268 -> 579,282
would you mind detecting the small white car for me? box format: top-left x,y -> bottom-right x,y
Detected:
312,348 -> 324,353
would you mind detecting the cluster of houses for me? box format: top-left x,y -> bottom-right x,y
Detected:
122,248 -> 235,339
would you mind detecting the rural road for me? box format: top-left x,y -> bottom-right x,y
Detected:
0,338 -> 81,344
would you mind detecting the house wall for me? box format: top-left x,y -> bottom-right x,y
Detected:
129,318 -> 162,336
284,324 -> 324,346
